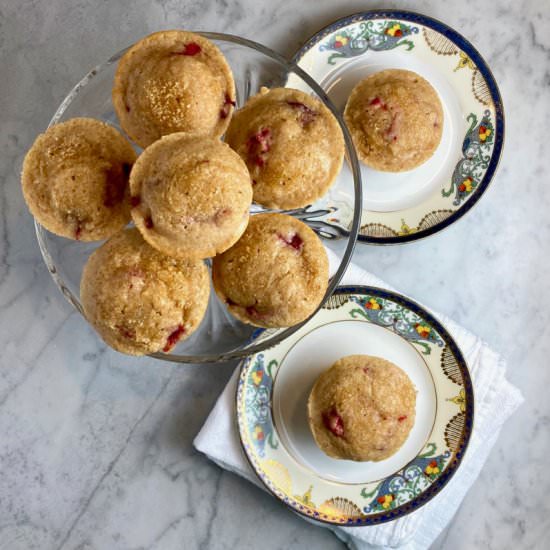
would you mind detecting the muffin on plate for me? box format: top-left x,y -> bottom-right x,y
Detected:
212,213 -> 328,328
225,87 -> 344,209
21,118 -> 136,241
113,30 -> 236,148
130,133 -> 252,260
344,69 -> 443,172
80,228 -> 210,356
308,355 -> 416,461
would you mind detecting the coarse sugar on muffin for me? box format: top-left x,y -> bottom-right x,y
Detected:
308,355 -> 416,462
113,30 -> 236,148
21,118 -> 137,241
129,133 -> 252,260
344,69 -> 443,172
211,213 -> 329,328
80,228 -> 210,356
225,87 -> 344,209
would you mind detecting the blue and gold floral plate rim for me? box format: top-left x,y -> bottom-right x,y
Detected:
287,10 -> 504,244
236,286 -> 474,526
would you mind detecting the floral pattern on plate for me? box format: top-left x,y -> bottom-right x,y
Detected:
443,110 -> 495,205
237,286 -> 474,525
319,20 -> 419,64
287,10 -> 504,244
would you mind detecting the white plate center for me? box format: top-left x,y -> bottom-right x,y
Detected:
272,320 -> 437,484
321,51 -> 463,212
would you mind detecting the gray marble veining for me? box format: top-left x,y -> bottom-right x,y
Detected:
1,0 -> 549,548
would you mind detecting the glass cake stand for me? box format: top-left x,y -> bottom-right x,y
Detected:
36,32 -> 362,363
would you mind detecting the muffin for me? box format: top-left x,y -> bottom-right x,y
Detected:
225,87 -> 344,209
80,228 -> 210,356
21,118 -> 136,241
129,133 -> 252,259
344,69 -> 443,172
308,355 -> 416,461
212,213 -> 328,328
113,30 -> 236,148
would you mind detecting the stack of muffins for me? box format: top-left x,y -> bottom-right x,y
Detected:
21,30 -> 345,356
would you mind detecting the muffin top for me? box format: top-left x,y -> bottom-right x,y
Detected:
21,117 -> 136,241
225,87 -> 344,209
344,69 -> 443,172
130,133 -> 252,259
308,355 -> 416,462
212,213 -> 329,328
80,228 -> 210,356
113,30 -> 236,148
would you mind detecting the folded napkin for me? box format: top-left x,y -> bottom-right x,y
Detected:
194,252 -> 523,550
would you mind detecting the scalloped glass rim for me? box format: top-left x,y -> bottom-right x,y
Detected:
35,31 -> 362,364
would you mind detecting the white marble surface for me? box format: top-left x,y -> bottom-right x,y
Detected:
0,1 -> 548,549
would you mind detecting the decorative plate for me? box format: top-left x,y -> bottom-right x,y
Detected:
236,286 -> 474,525
287,10 -> 504,244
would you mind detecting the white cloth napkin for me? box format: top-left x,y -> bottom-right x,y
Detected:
194,252 -> 523,549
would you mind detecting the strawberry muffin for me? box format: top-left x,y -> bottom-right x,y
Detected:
80,228 -> 210,356
225,87 -> 344,209
344,69 -> 443,172
113,30 -> 236,148
212,213 -> 328,328
308,355 -> 416,461
130,133 -> 252,260
21,118 -> 136,241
